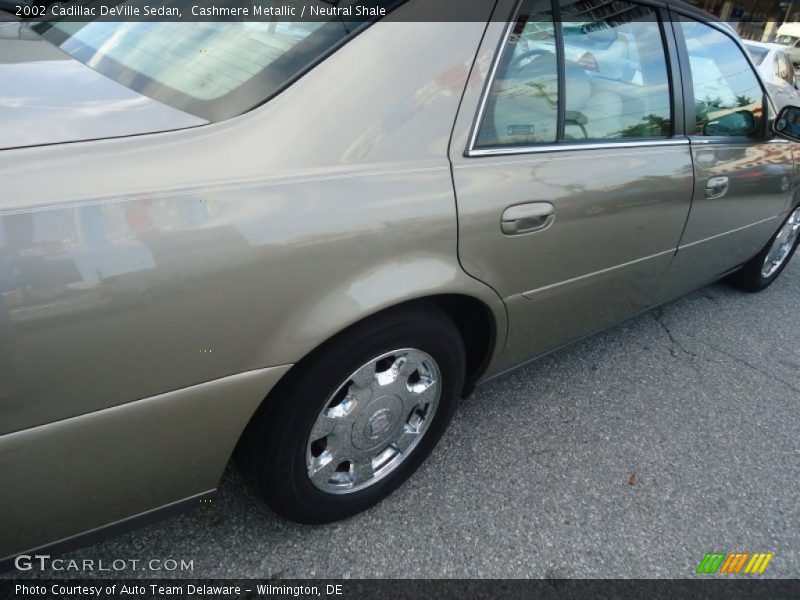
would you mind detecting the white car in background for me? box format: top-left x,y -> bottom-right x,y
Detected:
774,21 -> 800,67
743,41 -> 800,110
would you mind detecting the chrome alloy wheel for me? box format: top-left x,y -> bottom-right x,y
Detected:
762,207 -> 800,279
306,348 -> 441,494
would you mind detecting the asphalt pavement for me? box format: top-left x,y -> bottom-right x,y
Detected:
8,260 -> 800,579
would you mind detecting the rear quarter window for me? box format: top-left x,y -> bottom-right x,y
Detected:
34,1 -> 394,121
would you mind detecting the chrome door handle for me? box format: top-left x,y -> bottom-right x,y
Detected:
501,202 -> 554,235
705,176 -> 729,199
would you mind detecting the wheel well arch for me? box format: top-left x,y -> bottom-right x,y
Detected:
295,293 -> 495,395
235,294 -> 496,461
423,294 -> 496,392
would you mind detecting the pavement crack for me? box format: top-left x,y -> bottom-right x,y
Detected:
652,307 -> 698,358
686,336 -> 800,395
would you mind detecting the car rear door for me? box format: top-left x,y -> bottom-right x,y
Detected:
449,0 -> 694,370
664,15 -> 795,291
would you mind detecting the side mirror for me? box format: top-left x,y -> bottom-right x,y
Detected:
703,109 -> 756,137
773,105 -> 800,141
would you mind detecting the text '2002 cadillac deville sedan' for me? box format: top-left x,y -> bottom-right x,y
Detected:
2,0 -> 800,562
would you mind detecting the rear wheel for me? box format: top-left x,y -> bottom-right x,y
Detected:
243,304 -> 465,523
727,207 -> 800,293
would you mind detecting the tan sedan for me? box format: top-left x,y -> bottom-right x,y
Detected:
1,0 -> 799,562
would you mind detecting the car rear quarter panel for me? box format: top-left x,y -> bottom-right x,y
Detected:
0,19 -> 503,435
0,13 -> 506,558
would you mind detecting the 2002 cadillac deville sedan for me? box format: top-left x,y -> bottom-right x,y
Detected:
3,0 -> 800,562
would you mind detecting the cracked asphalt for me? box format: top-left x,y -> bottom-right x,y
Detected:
7,260 -> 800,580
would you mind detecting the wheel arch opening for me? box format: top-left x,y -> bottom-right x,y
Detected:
234,294 -> 496,466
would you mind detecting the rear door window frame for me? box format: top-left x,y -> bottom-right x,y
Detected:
466,0 -> 685,157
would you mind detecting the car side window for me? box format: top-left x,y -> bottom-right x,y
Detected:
780,54 -> 795,85
560,8 -> 672,140
774,53 -> 791,84
774,55 -> 784,79
475,0 -> 559,147
679,19 -> 764,137
474,0 -> 672,150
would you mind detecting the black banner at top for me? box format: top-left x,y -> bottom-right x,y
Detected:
2,0 -> 496,23
1,0 -> 728,23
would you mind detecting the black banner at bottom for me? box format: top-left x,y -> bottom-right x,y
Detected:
2,579 -> 800,600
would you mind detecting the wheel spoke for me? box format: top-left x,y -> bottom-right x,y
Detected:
398,391 -> 420,416
329,428 -> 351,454
393,426 -> 420,454
350,363 -> 376,390
308,450 -> 337,487
309,414 -> 337,441
400,377 -> 438,416
353,455 -> 375,483
399,351 -> 421,372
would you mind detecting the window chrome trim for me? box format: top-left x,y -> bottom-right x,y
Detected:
467,138 -> 689,157
466,9 -> 520,155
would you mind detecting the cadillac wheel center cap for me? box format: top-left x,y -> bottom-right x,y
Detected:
368,409 -> 392,438
351,395 -> 403,451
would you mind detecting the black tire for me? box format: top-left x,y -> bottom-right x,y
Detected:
727,208 -> 800,293
241,303 -> 466,524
